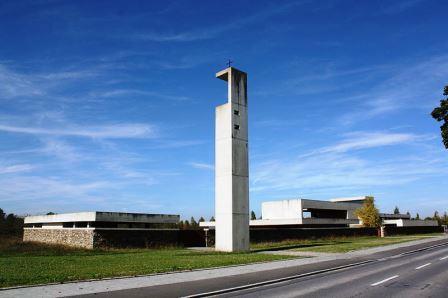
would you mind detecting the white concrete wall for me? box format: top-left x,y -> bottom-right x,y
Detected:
215,67 -> 249,252
261,199 -> 361,221
24,212 -> 179,224
261,200 -> 302,220
25,212 -> 96,224
41,223 -> 64,229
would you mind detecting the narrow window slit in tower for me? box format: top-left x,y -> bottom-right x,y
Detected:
234,110 -> 240,115
234,124 -> 240,130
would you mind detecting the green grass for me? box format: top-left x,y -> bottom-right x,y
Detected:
252,234 -> 442,253
0,237 -> 293,288
1,234 -> 442,288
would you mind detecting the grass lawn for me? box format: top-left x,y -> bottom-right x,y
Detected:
252,234 -> 442,253
0,237 -> 293,288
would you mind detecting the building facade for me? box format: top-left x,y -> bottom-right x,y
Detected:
23,211 -> 179,249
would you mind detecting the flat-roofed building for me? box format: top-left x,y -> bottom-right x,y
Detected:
201,197 -> 369,229
200,196 -> 440,229
23,211 -> 179,249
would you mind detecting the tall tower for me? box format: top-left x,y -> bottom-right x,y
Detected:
215,67 -> 249,252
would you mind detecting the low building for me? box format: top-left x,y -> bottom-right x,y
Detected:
23,211 -> 179,249
201,197 -> 369,229
200,196 -> 440,229
260,198 -> 362,227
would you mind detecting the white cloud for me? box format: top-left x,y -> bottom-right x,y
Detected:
0,176 -> 113,203
251,152 -> 446,193
320,132 -> 418,153
0,64 -> 44,98
188,162 -> 214,170
340,54 -> 448,124
0,164 -> 34,174
0,64 -> 102,100
41,139 -> 82,161
90,89 -> 190,102
0,123 -> 155,139
250,131 -> 447,194
135,1 -> 304,42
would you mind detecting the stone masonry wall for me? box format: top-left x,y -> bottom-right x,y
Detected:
23,228 -> 95,249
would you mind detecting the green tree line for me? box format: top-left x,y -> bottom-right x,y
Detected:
0,208 -> 24,236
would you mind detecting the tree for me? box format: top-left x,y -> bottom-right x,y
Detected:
209,216 -> 215,222
442,212 -> 448,225
46,212 -> 55,215
354,196 -> 381,228
431,85 -> 448,149
198,217 -> 205,223
0,208 -> 4,231
0,210 -> 23,235
393,206 -> 400,215
406,211 -> 411,217
416,213 -> 420,220
250,210 -> 256,220
433,211 -> 442,225
190,217 -> 198,228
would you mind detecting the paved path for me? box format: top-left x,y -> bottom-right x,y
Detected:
1,235 -> 447,298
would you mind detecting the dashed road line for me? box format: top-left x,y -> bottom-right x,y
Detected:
415,263 -> 431,270
370,275 -> 399,286
440,256 -> 448,260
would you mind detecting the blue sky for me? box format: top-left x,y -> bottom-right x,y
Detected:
0,0 -> 447,219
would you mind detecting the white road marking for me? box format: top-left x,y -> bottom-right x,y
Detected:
440,256 -> 448,260
415,263 -> 431,270
370,275 -> 399,286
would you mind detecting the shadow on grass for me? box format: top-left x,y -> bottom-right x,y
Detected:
251,240 -> 352,253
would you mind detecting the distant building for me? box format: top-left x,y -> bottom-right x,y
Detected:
200,196 -> 439,229
23,211 -> 179,249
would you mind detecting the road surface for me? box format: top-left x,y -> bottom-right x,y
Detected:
212,241 -> 448,297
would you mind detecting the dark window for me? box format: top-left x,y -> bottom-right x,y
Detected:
234,110 -> 240,115
234,124 -> 240,130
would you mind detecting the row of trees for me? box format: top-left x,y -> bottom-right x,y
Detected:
0,208 -> 24,235
178,211 -> 260,229
356,199 -> 448,228
178,216 -> 208,230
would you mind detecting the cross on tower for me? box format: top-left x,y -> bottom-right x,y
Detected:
226,59 -> 233,68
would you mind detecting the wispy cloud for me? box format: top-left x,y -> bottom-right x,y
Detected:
380,0 -> 425,15
0,64 -> 44,98
40,139 -> 82,161
188,162 -> 214,170
90,89 -> 190,102
0,64 -> 103,100
135,1 -> 305,42
0,164 -> 34,174
0,176 -> 113,203
251,131 -> 446,193
0,123 -> 155,138
340,54 -> 448,124
320,132 -> 418,153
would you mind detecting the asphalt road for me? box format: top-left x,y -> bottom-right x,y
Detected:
77,239 -> 448,298
215,242 -> 448,298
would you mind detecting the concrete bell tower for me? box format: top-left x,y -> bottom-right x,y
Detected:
214,67 -> 249,252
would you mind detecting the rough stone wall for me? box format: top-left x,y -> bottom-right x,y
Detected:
23,228 -> 94,249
